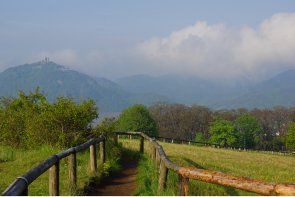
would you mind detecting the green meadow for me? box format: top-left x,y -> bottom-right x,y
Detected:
120,138 -> 295,196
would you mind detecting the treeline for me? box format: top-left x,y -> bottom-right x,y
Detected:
0,88 -> 98,148
149,103 -> 295,151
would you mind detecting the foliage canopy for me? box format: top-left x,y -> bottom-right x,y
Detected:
118,104 -> 158,136
0,87 -> 98,148
208,117 -> 238,147
286,122 -> 295,151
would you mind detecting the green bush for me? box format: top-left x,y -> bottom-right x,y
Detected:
0,87 -> 98,149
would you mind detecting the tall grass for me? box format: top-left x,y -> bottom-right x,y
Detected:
120,138 -> 295,196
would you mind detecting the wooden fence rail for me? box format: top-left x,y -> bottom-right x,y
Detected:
2,136 -> 106,196
115,131 -> 295,196
150,135 -> 295,155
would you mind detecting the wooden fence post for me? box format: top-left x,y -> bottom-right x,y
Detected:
157,160 -> 168,195
113,133 -> 118,144
49,161 -> 59,196
155,150 -> 160,166
178,174 -> 189,196
140,137 -> 144,153
90,144 -> 97,174
100,140 -> 106,164
151,145 -> 156,161
68,152 -> 77,191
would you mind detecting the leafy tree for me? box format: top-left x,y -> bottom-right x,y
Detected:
286,122 -> 295,151
0,88 -> 98,148
195,132 -> 205,142
93,117 -> 118,138
45,97 -> 98,147
118,104 -> 158,136
235,114 -> 263,149
208,117 -> 239,147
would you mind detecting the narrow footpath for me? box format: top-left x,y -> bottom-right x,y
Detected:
86,156 -> 138,196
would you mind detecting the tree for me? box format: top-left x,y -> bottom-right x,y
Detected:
0,88 -> 98,148
93,117 -> 118,138
286,122 -> 295,151
149,103 -> 211,140
195,132 -> 206,142
118,104 -> 158,136
208,117 -> 239,147
45,97 -> 98,147
235,114 -> 263,149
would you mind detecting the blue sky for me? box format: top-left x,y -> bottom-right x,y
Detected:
1,0 -> 295,81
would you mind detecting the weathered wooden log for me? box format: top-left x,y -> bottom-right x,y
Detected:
155,149 -> 161,166
90,144 -> 97,174
21,187 -> 28,196
49,161 -> 59,196
157,160 -> 168,195
68,152 -> 77,190
100,140 -> 106,164
113,133 -> 118,144
2,178 -> 28,196
140,137 -> 144,153
151,145 -> 156,161
177,167 -> 295,196
178,174 -> 189,196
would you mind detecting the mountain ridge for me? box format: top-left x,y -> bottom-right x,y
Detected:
0,61 -> 169,112
1,61 -> 295,111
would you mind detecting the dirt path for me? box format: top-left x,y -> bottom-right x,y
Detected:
86,157 -> 138,196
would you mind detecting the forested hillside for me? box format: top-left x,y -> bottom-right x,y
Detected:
149,103 -> 295,151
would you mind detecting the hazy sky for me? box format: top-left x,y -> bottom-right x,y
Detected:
1,0 -> 295,81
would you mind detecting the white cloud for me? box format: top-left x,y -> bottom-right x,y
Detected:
233,13 -> 295,69
134,12 -> 295,80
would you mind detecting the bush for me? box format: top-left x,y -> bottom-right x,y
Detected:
0,88 -> 98,148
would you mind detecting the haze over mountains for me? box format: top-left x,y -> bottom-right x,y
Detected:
0,60 -> 295,112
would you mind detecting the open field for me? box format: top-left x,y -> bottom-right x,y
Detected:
2,138 -> 295,196
120,138 -> 295,196
0,145 -> 97,195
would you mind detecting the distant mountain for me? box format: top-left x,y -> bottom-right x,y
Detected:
117,70 -> 295,109
116,74 -> 250,106
0,61 -> 169,112
215,70 -> 295,109
2,61 -> 294,112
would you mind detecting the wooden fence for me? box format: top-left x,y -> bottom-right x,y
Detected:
2,136 -> 106,196
115,131 -> 295,196
150,135 -> 295,155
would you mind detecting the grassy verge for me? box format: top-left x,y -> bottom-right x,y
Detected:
120,138 -> 295,196
0,140 -> 121,196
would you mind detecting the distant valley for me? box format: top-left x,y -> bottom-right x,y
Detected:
1,61 -> 295,113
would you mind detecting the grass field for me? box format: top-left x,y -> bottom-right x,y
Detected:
120,138 -> 295,196
0,140 -> 121,196
1,138 -> 294,196
0,145 -> 93,195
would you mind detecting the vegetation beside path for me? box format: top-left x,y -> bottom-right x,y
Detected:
120,138 -> 295,196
